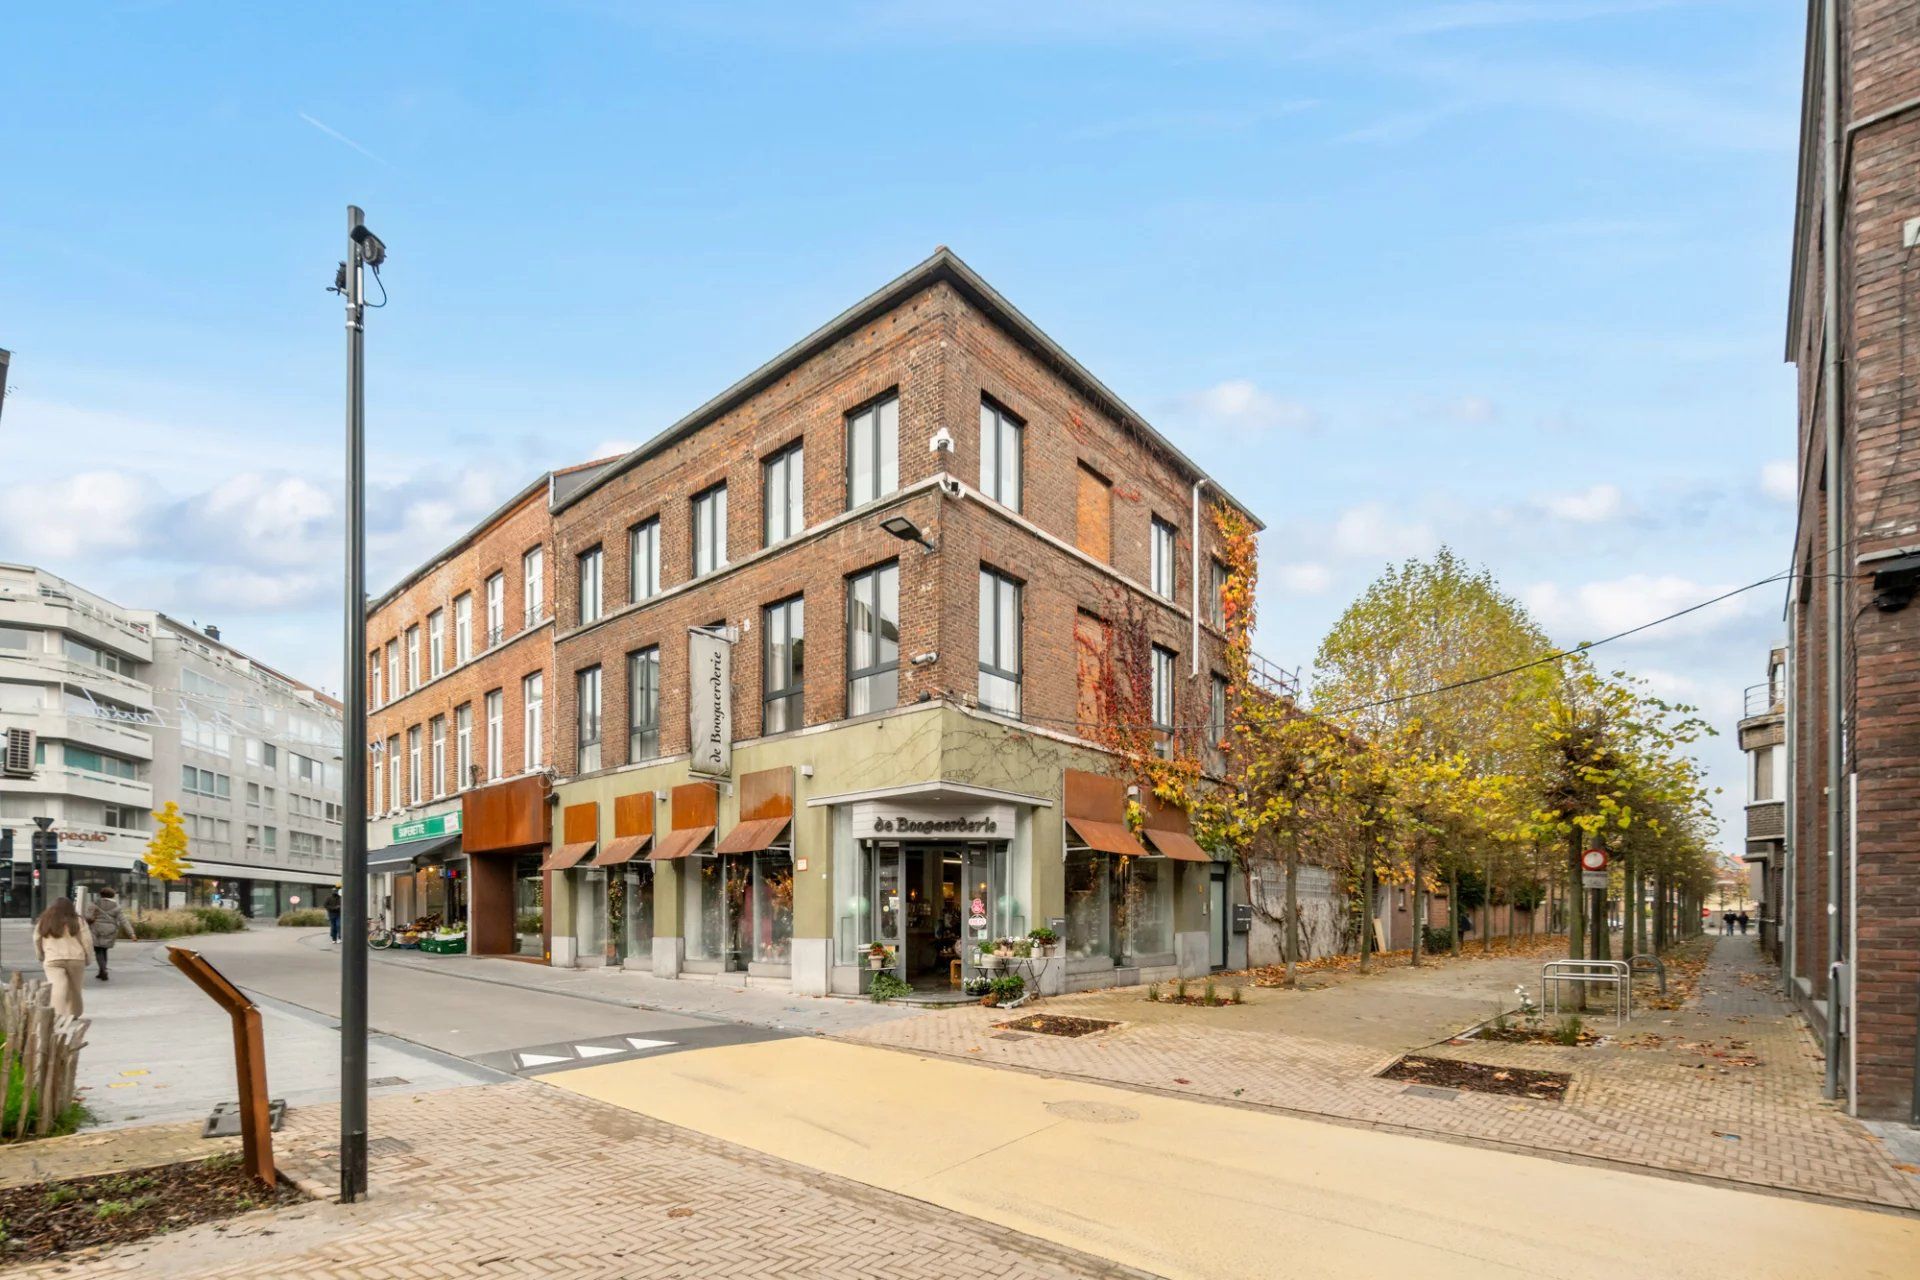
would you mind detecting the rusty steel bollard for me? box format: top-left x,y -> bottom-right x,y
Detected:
167,947 -> 274,1187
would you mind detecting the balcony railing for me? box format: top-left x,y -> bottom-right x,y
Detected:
1743,682 -> 1783,719
1247,650 -> 1300,700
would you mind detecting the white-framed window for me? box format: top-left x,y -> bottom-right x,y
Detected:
428,610 -> 445,678
386,640 -> 399,701
371,755 -> 384,815
484,690 -> 503,780
1208,557 -> 1229,630
370,657 -> 382,708
979,396 -> 1023,510
692,484 -> 729,577
1150,518 -> 1177,601
406,626 -> 421,689
1752,744 -> 1777,803
763,441 -> 805,545
1151,645 -> 1176,758
456,704 -> 473,789
407,726 -> 422,804
523,672 -> 544,769
485,573 -> 505,646
628,648 -> 660,762
576,665 -> 602,773
454,593 -> 473,663
524,547 -> 545,627
846,393 -> 899,507
762,595 -> 805,734
978,568 -> 1022,718
384,737 -> 398,810
1209,673 -> 1230,771
629,518 -> 660,602
846,561 -> 899,716
578,546 -> 603,625
431,716 -> 446,797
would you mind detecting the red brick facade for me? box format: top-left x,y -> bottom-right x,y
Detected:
548,254 -> 1252,781
1784,0 -> 1920,1119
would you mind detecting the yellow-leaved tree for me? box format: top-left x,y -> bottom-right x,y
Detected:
145,801 -> 193,881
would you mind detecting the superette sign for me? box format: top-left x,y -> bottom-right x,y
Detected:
392,810 -> 462,844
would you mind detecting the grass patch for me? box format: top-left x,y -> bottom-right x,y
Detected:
128,907 -> 247,939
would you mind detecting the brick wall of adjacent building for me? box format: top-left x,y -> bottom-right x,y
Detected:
1785,0 -> 1920,1118
548,268 -> 1243,778
367,482 -> 558,812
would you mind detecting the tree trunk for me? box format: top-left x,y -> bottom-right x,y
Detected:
1358,859 -> 1374,973
1450,866 -> 1462,957
1592,886 -> 1611,961
1411,852 -> 1424,967
1283,849 -> 1300,989
1566,831 -> 1584,961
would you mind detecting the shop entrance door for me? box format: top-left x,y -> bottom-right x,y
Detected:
1208,866 -> 1229,970
870,842 -> 904,980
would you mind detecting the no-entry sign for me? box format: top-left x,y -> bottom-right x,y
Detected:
1580,848 -> 1609,872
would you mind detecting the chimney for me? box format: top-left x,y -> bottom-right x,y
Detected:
204,624 -> 221,641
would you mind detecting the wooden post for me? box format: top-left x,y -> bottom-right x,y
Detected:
166,947 -> 274,1186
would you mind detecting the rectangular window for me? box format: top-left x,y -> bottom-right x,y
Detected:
692,484 -> 729,577
978,568 -> 1022,718
628,647 -> 661,762
1076,463 -> 1113,562
846,562 -> 899,716
371,757 -> 384,815
369,657 -> 382,708
484,693 -> 503,780
485,573 -> 505,645
429,716 -> 446,798
454,593 -> 473,662
1151,645 -> 1176,757
456,704 -> 473,788
629,518 -> 660,602
1209,673 -> 1230,771
1209,558 -> 1229,630
66,746 -> 137,780
523,673 -> 544,769
407,726 -> 422,803
576,666 -> 602,774
762,596 -> 805,734
386,641 -> 399,700
763,441 -> 805,546
427,610 -> 445,677
979,396 -> 1023,510
524,547 -> 545,627
261,826 -> 277,852
1150,518 -> 1178,600
845,393 -> 900,508
578,546 -> 603,624
384,737 -> 398,808
406,626 -> 421,689
1752,745 -> 1776,803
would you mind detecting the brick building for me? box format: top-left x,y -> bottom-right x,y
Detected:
1782,0 -> 1920,1119
541,249 -> 1262,994
363,463 -> 606,956
1737,649 -> 1786,960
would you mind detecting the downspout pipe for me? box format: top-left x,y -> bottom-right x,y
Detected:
1191,478 -> 1207,677
1783,616 -> 1796,996
1820,0 -> 1845,1103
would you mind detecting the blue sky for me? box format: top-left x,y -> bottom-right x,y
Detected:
0,2 -> 1802,847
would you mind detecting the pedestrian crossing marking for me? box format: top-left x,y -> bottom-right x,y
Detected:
575,1044 -> 622,1058
624,1037 -> 675,1051
516,1051 -> 573,1068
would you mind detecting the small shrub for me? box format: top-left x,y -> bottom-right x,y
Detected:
42,1185 -> 78,1208
515,911 -> 544,935
188,906 -> 247,933
1145,982 -> 1160,1002
92,1196 -> 155,1221
1551,1015 -> 1585,1046
130,907 -> 248,939
1027,925 -> 1059,945
1203,979 -> 1218,1006
277,909 -> 328,927
867,972 -> 911,1003
1421,925 -> 1454,953
1175,978 -> 1189,1000
989,975 -> 1025,1002
1229,987 -> 1245,1005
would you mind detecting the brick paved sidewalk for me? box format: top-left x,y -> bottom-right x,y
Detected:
845,935 -> 1920,1212
14,1081 -> 1151,1279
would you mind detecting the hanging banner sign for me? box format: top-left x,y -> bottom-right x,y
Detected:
688,629 -> 734,778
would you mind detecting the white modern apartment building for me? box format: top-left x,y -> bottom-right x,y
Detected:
0,563 -> 342,917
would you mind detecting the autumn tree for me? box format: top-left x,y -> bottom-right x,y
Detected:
145,801 -> 193,881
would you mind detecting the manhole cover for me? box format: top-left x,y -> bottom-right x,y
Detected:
367,1136 -> 414,1157
1401,1084 -> 1458,1101
1044,1100 -> 1140,1124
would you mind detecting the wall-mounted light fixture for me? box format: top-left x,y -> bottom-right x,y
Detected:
880,514 -> 935,553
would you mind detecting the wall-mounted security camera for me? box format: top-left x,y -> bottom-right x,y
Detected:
929,427 -> 955,454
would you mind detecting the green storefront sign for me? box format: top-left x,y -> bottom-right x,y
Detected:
391,810 -> 462,844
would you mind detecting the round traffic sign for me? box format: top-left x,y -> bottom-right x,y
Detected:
1580,848 -> 1608,872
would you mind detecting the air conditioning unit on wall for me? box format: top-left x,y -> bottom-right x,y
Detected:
3,727 -> 34,778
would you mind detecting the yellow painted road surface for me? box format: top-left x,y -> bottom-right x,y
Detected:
551,1038 -> 1920,1280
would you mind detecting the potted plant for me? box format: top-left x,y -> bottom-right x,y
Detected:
1027,926 -> 1058,956
866,942 -> 893,971
976,939 -> 1003,970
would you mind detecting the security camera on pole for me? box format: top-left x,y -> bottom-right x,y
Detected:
332,206 -> 385,1204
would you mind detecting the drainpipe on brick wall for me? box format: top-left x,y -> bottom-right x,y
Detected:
1190,478 -> 1207,677
1782,612 -> 1796,996
1819,0 -> 1846,1103
1848,769 -> 1858,1114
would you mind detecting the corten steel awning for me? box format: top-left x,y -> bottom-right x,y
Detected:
715,816 -> 791,855
542,842 -> 596,872
366,833 -> 461,873
1064,816 -> 1148,856
1140,827 -> 1211,862
650,826 -> 714,861
596,834 -> 653,867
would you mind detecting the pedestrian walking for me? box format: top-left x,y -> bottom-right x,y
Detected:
34,897 -> 88,1018
84,886 -> 133,980
325,886 -> 343,945
1722,911 -> 1733,936
1738,911 -> 1750,936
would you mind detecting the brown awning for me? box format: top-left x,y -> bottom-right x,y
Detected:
596,834 -> 653,867
1141,827 -> 1211,862
650,825 -> 714,861
543,841 -> 595,871
715,816 -> 791,856
1065,816 -> 1146,856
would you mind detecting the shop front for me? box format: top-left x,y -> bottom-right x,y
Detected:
845,796 -> 1016,992
647,770 -> 796,980
367,821 -> 464,936
459,774 -> 552,959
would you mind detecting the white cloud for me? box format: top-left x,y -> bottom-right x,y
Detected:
1272,562 -> 1334,594
1760,459 -> 1796,502
1,470 -> 151,559
1445,394 -> 1497,424
182,568 -> 337,612
1330,502 -> 1437,561
1538,482 -> 1624,523
1180,379 -> 1314,433
1523,573 -> 1751,644
589,439 -> 639,460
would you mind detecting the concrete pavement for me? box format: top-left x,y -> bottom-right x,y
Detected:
548,1034 -> 1920,1280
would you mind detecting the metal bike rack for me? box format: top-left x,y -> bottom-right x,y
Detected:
1541,959 -> 1631,1025
1628,953 -> 1666,996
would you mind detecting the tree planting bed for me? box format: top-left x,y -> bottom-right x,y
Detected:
0,1154 -> 305,1264
992,1014 -> 1120,1038
1379,1054 -> 1570,1101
